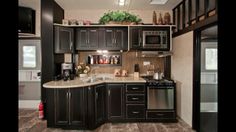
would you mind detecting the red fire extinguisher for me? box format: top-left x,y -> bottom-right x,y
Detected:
38,101 -> 44,119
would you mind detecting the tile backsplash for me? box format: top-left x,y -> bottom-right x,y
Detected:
78,51 -> 164,75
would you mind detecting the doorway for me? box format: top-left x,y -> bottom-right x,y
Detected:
193,24 -> 218,132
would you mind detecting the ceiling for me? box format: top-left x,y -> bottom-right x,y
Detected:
55,0 -> 182,10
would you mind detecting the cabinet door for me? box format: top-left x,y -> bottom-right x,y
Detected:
55,89 -> 69,126
114,28 -> 128,50
54,26 -> 74,53
75,28 -> 88,50
94,84 -> 106,125
104,29 -> 114,49
70,88 -> 87,127
87,29 -> 99,49
130,27 -> 142,49
107,84 -> 124,120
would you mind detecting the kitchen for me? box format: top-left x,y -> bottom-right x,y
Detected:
18,0 -> 218,132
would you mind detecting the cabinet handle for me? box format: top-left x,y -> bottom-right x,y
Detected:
132,97 -> 139,100
132,87 -> 139,90
156,113 -> 164,116
132,111 -> 140,114
139,37 -> 141,46
70,42 -> 73,50
114,39 -> 116,44
96,92 -> 98,100
69,92 -> 71,99
108,89 -> 110,96
88,87 -> 91,90
67,92 -> 69,99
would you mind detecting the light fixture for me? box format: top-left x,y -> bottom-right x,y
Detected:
150,0 -> 168,5
96,50 -> 108,53
118,0 -> 125,6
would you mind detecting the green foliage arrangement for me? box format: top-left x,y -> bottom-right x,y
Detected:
99,10 -> 142,24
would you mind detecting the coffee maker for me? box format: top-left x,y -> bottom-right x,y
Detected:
61,63 -> 73,81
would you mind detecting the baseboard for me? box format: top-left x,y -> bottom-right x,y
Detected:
19,100 -> 41,109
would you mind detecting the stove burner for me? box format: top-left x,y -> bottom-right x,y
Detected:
141,76 -> 175,87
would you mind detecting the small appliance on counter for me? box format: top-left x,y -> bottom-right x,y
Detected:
134,64 -> 140,78
61,63 -> 74,81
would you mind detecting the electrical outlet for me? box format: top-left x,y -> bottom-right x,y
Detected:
143,61 -> 150,66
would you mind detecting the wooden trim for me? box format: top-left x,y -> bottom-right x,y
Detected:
173,9 -> 176,25
188,0 -> 192,26
182,0 -> 186,28
205,0 -> 209,18
195,0 -> 199,22
177,7 -> 180,31
173,15 -> 217,37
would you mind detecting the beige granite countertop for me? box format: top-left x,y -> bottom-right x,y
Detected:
43,75 -> 146,88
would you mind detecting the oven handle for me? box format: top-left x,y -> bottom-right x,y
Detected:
147,86 -> 149,109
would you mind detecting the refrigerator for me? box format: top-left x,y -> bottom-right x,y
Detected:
18,39 -> 41,108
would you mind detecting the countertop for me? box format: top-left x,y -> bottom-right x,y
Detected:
43,74 -> 146,89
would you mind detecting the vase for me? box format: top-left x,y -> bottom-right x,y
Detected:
79,73 -> 87,78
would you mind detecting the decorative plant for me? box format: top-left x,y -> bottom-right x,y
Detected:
99,10 -> 142,24
77,63 -> 90,74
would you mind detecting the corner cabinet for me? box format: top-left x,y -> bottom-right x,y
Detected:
54,26 -> 74,53
46,88 -> 87,129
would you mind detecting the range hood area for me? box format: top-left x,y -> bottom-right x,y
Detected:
140,51 -> 173,57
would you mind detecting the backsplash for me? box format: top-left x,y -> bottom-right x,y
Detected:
78,51 -> 164,75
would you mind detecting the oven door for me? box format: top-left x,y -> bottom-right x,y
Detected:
147,87 -> 174,109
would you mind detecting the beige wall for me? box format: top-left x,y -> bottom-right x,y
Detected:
19,0 -> 41,37
171,31 -> 193,127
65,9 -> 172,24
78,51 -> 165,75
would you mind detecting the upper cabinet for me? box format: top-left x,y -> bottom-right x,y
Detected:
76,27 -> 128,51
54,26 -> 74,53
75,28 -> 99,50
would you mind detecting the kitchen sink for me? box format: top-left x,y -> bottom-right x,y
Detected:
82,76 -> 113,83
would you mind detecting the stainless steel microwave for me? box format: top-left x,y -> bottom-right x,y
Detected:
142,30 -> 170,50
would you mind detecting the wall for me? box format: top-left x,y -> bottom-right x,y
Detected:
64,9 -> 172,24
78,51 -> 165,75
171,31 -> 193,127
19,0 -> 41,37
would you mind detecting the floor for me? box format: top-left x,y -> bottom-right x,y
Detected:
19,109 -> 196,132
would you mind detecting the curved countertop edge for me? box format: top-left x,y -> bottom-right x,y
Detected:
43,77 -> 146,89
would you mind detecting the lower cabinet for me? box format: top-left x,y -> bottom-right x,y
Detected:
87,84 -> 106,129
46,88 -> 87,129
107,84 -> 124,121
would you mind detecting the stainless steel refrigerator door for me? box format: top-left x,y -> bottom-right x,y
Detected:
147,88 -> 174,109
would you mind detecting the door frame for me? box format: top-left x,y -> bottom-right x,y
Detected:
192,22 -> 217,132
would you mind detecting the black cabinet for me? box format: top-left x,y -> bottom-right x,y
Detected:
76,27 -> 128,51
46,88 -> 87,129
125,83 -> 146,120
94,84 -> 106,125
75,28 -> 99,50
102,28 -> 128,50
54,26 -> 74,53
130,27 -> 142,50
107,84 -> 124,121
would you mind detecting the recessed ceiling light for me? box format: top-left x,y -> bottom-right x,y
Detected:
150,0 -> 169,5
119,0 -> 125,6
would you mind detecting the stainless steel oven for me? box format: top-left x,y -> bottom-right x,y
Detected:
147,86 -> 174,109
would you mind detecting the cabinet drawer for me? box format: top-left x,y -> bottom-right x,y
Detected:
126,104 -> 145,119
126,94 -> 145,103
146,111 -> 175,119
126,84 -> 145,93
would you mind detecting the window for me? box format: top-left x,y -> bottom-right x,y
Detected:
205,48 -> 217,70
23,46 -> 36,68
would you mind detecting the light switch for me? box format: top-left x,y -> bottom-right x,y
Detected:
143,61 -> 150,66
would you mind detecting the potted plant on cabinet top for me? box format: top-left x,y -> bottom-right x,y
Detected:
99,10 -> 142,25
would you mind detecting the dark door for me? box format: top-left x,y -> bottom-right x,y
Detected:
75,28 -> 88,50
94,84 -> 106,125
114,28 -> 128,50
54,26 -> 74,53
130,27 -> 142,49
87,29 -> 99,49
107,84 -> 124,120
70,88 -> 87,127
55,89 -> 69,126
104,28 -> 114,49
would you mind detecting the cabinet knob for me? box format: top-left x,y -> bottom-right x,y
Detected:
132,111 -> 140,114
